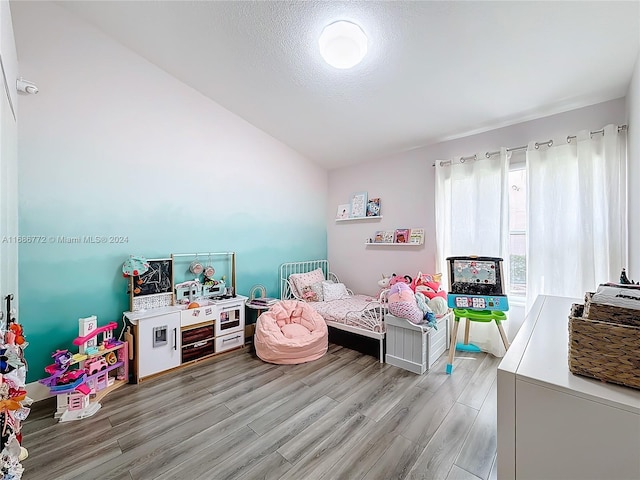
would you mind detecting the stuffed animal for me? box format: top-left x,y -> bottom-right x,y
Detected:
378,274 -> 391,290
389,273 -> 413,287
388,284 -> 439,327
301,285 -> 319,302
427,296 -> 448,316
411,271 -> 447,301
387,283 -> 425,325
415,292 -> 437,328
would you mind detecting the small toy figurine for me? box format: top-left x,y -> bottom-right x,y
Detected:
620,268 -> 638,285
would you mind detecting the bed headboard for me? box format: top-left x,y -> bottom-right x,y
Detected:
280,260 -> 329,299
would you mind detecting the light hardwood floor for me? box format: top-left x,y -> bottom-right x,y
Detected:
22,343 -> 500,480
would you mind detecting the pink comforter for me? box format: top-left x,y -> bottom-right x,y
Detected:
254,300 -> 328,364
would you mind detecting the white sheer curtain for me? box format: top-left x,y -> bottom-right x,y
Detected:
526,124 -> 627,313
435,148 -> 510,357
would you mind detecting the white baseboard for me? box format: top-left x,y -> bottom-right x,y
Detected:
26,381 -> 52,403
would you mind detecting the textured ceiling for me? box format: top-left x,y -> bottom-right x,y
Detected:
56,0 -> 639,169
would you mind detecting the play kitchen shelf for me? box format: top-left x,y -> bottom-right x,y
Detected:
123,250 -> 246,382
123,296 -> 247,382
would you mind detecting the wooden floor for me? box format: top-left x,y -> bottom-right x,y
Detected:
22,343 -> 500,480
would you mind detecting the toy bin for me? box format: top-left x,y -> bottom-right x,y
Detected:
569,294 -> 640,390
385,312 -> 451,374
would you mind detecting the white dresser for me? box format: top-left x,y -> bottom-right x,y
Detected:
497,295 -> 640,480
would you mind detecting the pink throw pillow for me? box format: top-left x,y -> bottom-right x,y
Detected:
289,268 -> 325,299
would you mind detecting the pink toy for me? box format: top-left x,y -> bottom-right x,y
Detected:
73,322 -> 118,346
411,272 -> 447,300
389,274 -> 412,287
388,282 -> 415,302
85,357 -> 108,376
387,283 -> 424,324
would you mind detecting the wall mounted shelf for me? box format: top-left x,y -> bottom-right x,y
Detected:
365,242 -> 423,246
336,216 -> 383,222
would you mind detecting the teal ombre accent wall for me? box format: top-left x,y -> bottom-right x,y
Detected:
13,2 -> 327,382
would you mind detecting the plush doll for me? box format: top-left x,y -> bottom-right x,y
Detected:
301,285 -> 319,302
411,272 -> 447,301
415,292 -> 437,328
411,272 -> 447,299
376,274 -> 391,299
387,283 -> 424,325
389,273 -> 413,287
428,296 -> 449,316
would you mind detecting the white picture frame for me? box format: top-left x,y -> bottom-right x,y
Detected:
349,191 -> 368,218
336,204 -> 350,219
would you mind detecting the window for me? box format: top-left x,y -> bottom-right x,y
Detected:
509,167 -> 526,297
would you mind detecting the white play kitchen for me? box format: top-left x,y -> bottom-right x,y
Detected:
122,252 -> 246,382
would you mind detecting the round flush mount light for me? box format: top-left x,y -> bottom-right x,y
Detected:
319,21 -> 368,69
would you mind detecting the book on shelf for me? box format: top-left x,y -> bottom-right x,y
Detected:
366,198 -> 381,217
409,228 -> 425,244
249,297 -> 278,305
394,229 -> 410,243
375,230 -> 394,243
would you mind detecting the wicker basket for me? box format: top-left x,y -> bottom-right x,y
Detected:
583,292 -> 640,327
568,302 -> 640,390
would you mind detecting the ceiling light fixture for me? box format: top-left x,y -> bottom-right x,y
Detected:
319,21 -> 368,69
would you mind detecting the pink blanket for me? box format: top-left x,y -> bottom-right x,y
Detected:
254,300 -> 328,364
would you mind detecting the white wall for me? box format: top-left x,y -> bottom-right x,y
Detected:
329,98 -> 626,339
329,98 -> 626,296
627,51 -> 640,278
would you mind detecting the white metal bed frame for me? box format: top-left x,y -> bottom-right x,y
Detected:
280,259 -> 387,362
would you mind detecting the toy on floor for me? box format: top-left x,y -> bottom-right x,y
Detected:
445,256 -> 510,374
38,316 -> 128,422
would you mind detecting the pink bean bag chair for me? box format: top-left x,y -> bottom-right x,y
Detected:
254,300 -> 328,365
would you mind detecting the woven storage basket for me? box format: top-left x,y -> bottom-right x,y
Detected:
583,291 -> 640,327
568,303 -> 640,390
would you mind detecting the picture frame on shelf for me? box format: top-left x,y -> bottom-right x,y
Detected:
336,204 -> 350,220
366,198 -> 381,217
409,228 -> 425,244
373,231 -> 385,243
349,191 -> 368,218
394,229 -> 410,244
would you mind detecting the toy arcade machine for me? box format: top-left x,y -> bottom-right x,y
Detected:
445,256 -> 510,374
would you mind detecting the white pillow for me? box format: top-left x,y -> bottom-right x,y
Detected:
289,268 -> 325,299
323,282 -> 349,301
